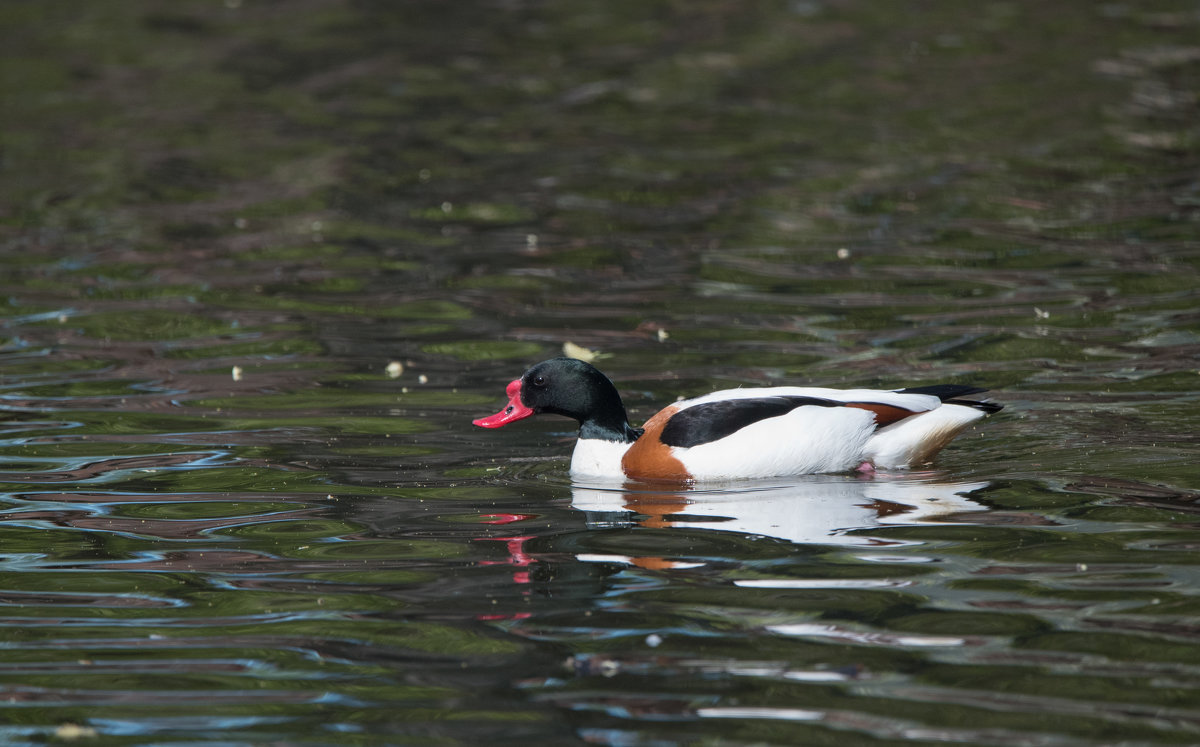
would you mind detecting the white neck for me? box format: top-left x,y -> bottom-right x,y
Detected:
570,438 -> 632,479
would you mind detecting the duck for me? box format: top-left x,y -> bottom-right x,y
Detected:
473,357 -> 1001,482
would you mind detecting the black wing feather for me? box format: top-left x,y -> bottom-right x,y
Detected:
897,384 -> 989,400
896,385 -> 1002,414
659,396 -> 840,449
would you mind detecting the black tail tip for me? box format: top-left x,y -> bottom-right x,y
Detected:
895,384 -> 1002,414
898,384 -> 989,401
949,398 -> 1003,414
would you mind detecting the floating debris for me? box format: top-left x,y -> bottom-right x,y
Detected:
231,365 -> 243,382
385,361 -> 404,378
563,341 -> 609,362
54,722 -> 98,739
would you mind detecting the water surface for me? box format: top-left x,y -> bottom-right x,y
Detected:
2,1 -> 1200,744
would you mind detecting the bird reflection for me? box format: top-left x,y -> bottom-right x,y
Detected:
570,474 -> 989,568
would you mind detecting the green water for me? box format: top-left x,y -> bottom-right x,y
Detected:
2,1 -> 1199,744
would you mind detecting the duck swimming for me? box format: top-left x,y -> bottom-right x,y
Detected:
473,357 -> 1001,481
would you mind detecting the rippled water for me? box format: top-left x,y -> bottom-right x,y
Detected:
3,1 -> 1200,744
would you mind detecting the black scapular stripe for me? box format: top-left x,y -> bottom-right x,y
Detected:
659,396 -> 841,449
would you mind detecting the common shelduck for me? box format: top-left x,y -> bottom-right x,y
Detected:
473,357 -> 1001,481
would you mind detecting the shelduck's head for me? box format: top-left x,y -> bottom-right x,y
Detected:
473,357 -> 630,434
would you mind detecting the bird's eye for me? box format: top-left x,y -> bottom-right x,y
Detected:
532,375 -> 546,387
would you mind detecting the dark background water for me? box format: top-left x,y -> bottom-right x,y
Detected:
2,1 -> 1200,744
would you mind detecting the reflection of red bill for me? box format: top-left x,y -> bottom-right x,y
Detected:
473,378 -> 533,428
479,513 -> 536,525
